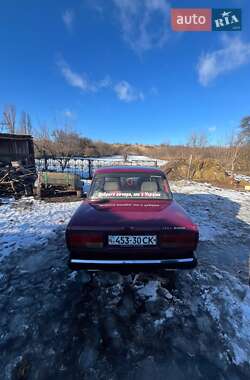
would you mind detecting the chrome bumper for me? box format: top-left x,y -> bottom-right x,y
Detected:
70,256 -> 196,265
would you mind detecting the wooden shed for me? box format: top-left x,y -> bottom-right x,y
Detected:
0,133 -> 35,166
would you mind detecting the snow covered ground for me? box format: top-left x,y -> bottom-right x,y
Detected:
0,197 -> 80,260
92,154 -> 166,166
0,181 -> 249,379
171,181 -> 250,242
226,171 -> 250,184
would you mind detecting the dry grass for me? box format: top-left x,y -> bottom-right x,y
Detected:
162,158 -> 249,189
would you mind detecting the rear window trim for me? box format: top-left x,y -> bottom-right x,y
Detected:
88,172 -> 172,200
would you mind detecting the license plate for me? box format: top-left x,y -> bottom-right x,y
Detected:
108,235 -> 157,246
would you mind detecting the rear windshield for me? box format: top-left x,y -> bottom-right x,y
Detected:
88,172 -> 172,200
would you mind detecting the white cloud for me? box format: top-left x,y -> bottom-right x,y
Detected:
113,0 -> 170,53
114,80 -> 144,102
57,58 -> 98,92
197,36 -> 250,86
57,58 -> 144,102
62,9 -> 75,31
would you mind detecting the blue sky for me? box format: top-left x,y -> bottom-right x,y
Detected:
0,0 -> 249,145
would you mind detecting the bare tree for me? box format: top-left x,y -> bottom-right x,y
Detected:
240,116 -> 250,143
3,104 -> 16,133
0,120 -> 8,132
34,124 -> 54,156
228,130 -> 244,174
187,131 -> 208,148
53,128 -> 83,170
19,111 -> 32,134
35,124 -> 82,171
121,146 -> 129,161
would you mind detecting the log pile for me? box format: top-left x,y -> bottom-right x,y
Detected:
0,161 -> 37,197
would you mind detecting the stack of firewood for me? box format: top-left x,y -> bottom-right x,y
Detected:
0,161 -> 37,197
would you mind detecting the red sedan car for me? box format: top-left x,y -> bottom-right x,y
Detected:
66,166 -> 199,271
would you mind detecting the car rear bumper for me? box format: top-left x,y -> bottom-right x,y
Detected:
68,253 -> 197,270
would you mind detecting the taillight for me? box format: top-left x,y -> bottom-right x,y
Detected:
68,232 -> 103,248
160,231 -> 196,248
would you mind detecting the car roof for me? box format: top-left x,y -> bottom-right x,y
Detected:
94,166 -> 165,175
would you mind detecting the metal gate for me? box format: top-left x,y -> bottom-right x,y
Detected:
35,157 -> 158,179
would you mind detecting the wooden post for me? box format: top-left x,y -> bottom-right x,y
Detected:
43,150 -> 48,171
187,154 -> 193,179
88,159 -> 92,179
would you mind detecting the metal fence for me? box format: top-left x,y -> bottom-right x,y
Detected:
35,157 -> 159,179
